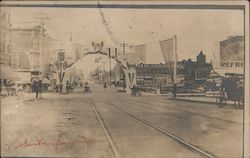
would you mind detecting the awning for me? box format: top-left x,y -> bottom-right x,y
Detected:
0,64 -> 20,81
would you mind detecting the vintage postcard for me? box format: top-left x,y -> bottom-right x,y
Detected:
0,1 -> 249,158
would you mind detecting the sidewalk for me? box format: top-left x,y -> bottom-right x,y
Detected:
1,92 -> 62,107
1,93 -> 33,106
170,96 -> 238,106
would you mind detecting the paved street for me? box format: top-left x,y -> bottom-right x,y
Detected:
1,84 -> 243,158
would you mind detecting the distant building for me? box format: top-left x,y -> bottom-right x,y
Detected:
115,51 -> 212,90
135,63 -> 185,88
0,9 -> 18,85
183,51 -> 212,87
116,62 -> 185,90
10,25 -> 55,83
214,36 -> 244,76
11,25 -> 47,72
0,10 -> 11,66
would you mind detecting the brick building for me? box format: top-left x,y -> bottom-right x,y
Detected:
214,36 -> 244,76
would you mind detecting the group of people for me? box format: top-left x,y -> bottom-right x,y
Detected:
83,82 -> 91,93
1,84 -> 25,97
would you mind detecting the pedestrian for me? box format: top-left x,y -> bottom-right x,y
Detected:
130,84 -> 136,96
172,83 -> 177,98
38,79 -> 42,98
66,80 -> 70,93
104,82 -> 107,90
33,80 -> 39,98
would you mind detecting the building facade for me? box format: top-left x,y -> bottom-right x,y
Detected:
214,36 -> 244,76
183,51 -> 212,87
0,8 -> 18,86
123,51 -> 212,90
135,63 -> 185,89
0,10 -> 11,66
10,25 -> 47,83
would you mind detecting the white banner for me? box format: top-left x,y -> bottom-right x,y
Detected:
159,36 -> 177,83
134,44 -> 147,65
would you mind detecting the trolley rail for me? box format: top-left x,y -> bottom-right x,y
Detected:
91,97 -> 216,158
89,98 -> 121,158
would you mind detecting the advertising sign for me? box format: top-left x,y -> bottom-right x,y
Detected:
220,61 -> 244,68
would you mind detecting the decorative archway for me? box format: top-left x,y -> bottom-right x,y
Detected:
80,50 -> 136,94
61,44 -> 136,94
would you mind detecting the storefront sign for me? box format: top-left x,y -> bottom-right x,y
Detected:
220,61 -> 243,68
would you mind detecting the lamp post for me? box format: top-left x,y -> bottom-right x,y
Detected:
108,48 -> 111,86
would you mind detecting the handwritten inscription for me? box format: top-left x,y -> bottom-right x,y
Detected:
6,136 -> 86,151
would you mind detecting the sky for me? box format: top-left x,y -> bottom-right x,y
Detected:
7,6 -> 244,77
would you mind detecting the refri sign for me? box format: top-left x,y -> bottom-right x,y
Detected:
220,61 -> 244,68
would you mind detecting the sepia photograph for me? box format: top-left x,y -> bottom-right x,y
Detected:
0,1 -> 249,158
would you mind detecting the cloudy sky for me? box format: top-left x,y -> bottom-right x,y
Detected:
8,5 -> 244,76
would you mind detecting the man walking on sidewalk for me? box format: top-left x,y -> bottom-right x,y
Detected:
104,82 -> 107,91
172,84 -> 177,98
33,80 -> 39,98
38,79 -> 42,98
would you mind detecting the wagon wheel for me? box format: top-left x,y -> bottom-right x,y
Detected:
234,97 -> 244,109
216,91 -> 226,108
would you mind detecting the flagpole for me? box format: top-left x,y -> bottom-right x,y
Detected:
174,35 -> 177,84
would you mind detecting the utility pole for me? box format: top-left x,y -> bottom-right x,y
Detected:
115,48 -> 118,85
173,35 -> 177,98
108,48 -> 112,86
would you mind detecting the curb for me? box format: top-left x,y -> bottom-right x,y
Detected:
169,98 -> 236,106
169,98 -> 217,105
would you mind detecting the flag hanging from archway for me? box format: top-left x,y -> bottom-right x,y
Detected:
159,36 -> 177,83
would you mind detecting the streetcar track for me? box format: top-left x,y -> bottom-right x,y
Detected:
94,96 -> 216,158
118,94 -> 241,125
89,98 -> 121,158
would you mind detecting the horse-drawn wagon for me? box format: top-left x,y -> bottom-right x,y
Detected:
216,75 -> 244,109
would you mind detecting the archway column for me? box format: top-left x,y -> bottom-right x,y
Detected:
123,67 -> 136,94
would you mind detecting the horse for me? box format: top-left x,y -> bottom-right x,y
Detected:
221,77 -> 244,108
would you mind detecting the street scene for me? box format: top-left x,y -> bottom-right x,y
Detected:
0,2 -> 248,158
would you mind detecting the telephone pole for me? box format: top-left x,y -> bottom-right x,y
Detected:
115,48 -> 118,84
108,48 -> 112,86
